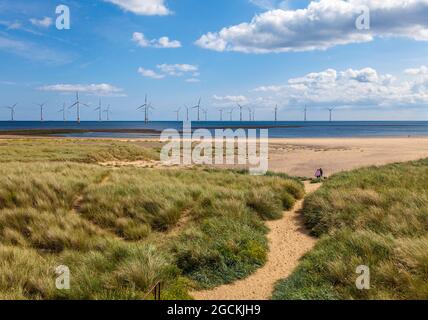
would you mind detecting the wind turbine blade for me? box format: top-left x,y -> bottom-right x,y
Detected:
68,102 -> 78,109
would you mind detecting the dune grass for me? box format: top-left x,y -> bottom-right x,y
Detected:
0,154 -> 303,299
273,158 -> 428,300
0,139 -> 158,163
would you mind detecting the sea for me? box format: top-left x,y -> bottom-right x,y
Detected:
1,121 -> 428,138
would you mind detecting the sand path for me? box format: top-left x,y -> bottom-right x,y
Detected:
192,181 -> 321,300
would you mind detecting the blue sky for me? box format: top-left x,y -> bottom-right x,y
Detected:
1,0 -> 428,121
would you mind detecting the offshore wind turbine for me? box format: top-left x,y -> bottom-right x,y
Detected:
173,107 -> 181,121
58,103 -> 66,121
3,103 -> 17,121
328,107 -> 335,122
184,105 -> 190,121
237,103 -> 244,121
192,98 -> 202,121
274,105 -> 278,122
218,108 -> 224,121
137,94 -> 150,124
304,105 -> 308,121
68,92 -> 88,123
103,105 -> 111,121
94,99 -> 102,122
146,103 -> 155,122
228,108 -> 234,121
202,109 -> 208,121
36,102 -> 47,121
246,107 -> 251,121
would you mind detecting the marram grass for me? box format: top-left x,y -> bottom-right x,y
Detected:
0,151 -> 303,299
273,159 -> 428,300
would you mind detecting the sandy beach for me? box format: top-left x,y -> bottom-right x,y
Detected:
267,137 -> 428,177
2,134 -> 428,178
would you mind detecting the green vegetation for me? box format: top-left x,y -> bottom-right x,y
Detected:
273,159 -> 428,300
0,139 -> 159,163
0,139 -> 303,299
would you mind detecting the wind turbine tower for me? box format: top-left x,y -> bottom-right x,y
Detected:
4,103 -> 17,121
146,103 -> 155,123
328,107 -> 335,122
275,105 -> 278,122
94,99 -> 103,122
174,107 -> 181,121
247,107 -> 252,121
58,103 -> 66,121
228,108 -> 234,121
237,103 -> 244,121
192,98 -> 202,121
104,105 -> 111,121
184,106 -> 189,121
69,92 -> 88,123
36,102 -> 46,122
137,94 -> 150,124
219,108 -> 224,121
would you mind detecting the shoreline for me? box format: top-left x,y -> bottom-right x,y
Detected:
0,128 -> 427,140
2,135 -> 428,179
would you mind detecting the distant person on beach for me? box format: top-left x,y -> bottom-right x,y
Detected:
315,168 -> 324,179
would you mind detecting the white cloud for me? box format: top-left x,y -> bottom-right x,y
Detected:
132,32 -> 149,47
252,85 -> 285,93
137,67 -> 165,79
249,0 -> 288,10
186,78 -> 200,83
213,95 -> 248,105
197,0 -> 428,53
0,20 -> 22,30
251,66 -> 428,107
30,17 -> 53,28
39,83 -> 125,96
137,64 -> 199,81
156,63 -> 198,76
106,0 -> 170,16
405,66 -> 428,76
156,36 -> 181,48
132,32 -> 181,48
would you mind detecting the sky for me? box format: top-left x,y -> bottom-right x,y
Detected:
1,0 -> 428,121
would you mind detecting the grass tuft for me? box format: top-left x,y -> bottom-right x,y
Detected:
273,159 -> 428,300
